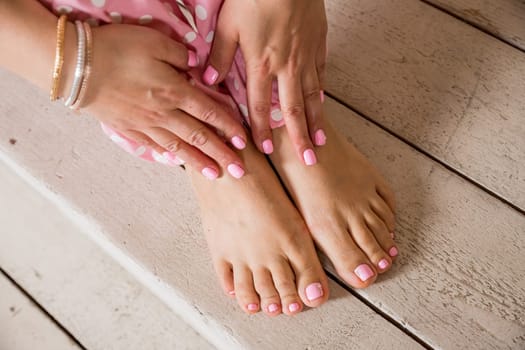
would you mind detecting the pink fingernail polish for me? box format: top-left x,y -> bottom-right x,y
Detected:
202,167 -> 218,180
262,139 -> 274,154
378,259 -> 389,270
389,246 -> 399,257
320,90 -> 325,103
303,149 -> 317,166
354,264 -> 374,282
268,303 -> 280,313
247,303 -> 258,311
203,65 -> 219,85
288,303 -> 300,313
305,282 -> 324,301
163,152 -> 184,165
231,136 -> 246,150
227,163 -> 245,179
187,51 -> 199,67
314,129 -> 327,146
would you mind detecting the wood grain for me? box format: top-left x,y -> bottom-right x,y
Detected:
425,0 -> 525,50
325,0 -> 525,210
0,70 -> 422,350
0,273 -> 81,350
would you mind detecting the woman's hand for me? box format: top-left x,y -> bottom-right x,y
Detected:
204,0 -> 328,165
80,24 -> 248,179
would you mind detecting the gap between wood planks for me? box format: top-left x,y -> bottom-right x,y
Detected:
0,267 -> 86,350
325,91 -> 525,217
418,0 -> 525,54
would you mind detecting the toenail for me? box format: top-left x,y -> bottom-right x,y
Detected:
389,246 -> 399,257
303,149 -> 317,166
247,303 -> 258,311
289,303 -> 300,313
354,264 -> 375,282
268,303 -> 280,313
390,232 -> 395,239
378,259 -> 389,270
305,282 -> 324,301
228,290 -> 235,296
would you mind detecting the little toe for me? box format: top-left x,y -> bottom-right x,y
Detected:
376,183 -> 396,217
348,218 -> 391,276
364,211 -> 396,272
253,268 -> 282,317
370,195 -> 396,235
215,260 -> 235,297
270,261 -> 303,316
233,266 -> 260,314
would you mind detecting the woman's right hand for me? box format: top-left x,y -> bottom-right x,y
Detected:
77,24 -> 248,179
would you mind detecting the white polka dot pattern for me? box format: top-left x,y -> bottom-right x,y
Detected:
139,15 -> 153,24
195,5 -> 208,20
184,31 -> 197,43
90,0 -> 105,8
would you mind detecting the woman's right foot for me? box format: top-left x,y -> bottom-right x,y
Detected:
189,140 -> 329,316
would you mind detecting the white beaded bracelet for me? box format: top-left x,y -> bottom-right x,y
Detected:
64,20 -> 86,107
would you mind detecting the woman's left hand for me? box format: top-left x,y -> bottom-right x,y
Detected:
203,0 -> 328,165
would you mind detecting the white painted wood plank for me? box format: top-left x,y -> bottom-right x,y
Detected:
0,273 -> 80,350
0,70 -> 423,350
325,0 -> 525,210
427,0 -> 525,50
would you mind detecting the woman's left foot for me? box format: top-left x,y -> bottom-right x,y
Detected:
270,120 -> 398,288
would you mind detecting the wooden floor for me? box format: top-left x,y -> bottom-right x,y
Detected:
0,0 -> 523,349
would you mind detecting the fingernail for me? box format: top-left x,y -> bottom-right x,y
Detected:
303,149 -> 317,166
378,259 -> 390,270
288,303 -> 300,313
187,51 -> 199,67
247,303 -> 258,311
268,303 -> 280,313
262,139 -> 274,154
314,129 -> 327,146
354,264 -> 374,282
389,246 -> 399,257
231,135 -> 246,150
305,282 -> 324,301
163,152 -> 184,165
227,163 -> 245,179
228,290 -> 235,296
203,65 -> 219,85
320,90 -> 325,103
202,167 -> 218,180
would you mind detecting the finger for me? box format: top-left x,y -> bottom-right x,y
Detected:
203,4 -> 238,85
118,129 -> 184,165
277,71 -> 317,166
155,34 -> 199,69
146,127 -> 220,180
302,64 -> 326,147
162,110 -> 246,179
177,82 -> 247,151
246,65 -> 274,154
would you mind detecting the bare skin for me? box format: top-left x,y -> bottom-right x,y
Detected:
189,139 -> 329,316
269,119 -> 398,288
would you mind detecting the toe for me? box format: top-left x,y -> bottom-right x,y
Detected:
376,183 -> 396,217
233,266 -> 260,314
215,260 -> 235,297
370,194 -> 396,235
270,260 -> 303,316
253,268 -> 282,317
363,211 -> 395,273
349,218 -> 392,275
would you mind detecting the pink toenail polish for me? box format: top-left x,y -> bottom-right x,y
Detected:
303,149 -> 317,166
354,264 -> 374,282
389,246 -> 399,257
203,65 -> 219,85
187,51 -> 199,67
202,167 -> 219,180
268,303 -> 280,313
262,139 -> 274,154
227,163 -> 245,179
305,282 -> 324,301
314,129 -> 327,146
289,303 -> 300,313
231,136 -> 246,150
390,232 -> 395,239
247,303 -> 258,311
228,290 -> 235,296
378,259 -> 389,270
320,90 -> 325,103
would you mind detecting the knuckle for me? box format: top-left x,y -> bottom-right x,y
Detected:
188,127 -> 209,147
252,101 -> 271,117
274,279 -> 296,294
164,138 -> 182,153
282,104 -> 305,120
200,107 -> 218,124
304,88 -> 321,101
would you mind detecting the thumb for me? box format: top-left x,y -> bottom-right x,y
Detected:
202,9 -> 238,85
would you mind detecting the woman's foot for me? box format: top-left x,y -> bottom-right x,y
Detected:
189,140 -> 329,316
269,120 -> 398,288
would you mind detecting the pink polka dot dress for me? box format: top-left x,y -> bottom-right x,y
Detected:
39,0 -> 285,165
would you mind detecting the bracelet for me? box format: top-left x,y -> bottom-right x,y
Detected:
64,20 -> 86,107
71,22 -> 93,110
50,15 -> 68,101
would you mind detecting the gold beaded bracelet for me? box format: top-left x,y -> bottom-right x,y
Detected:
50,15 -> 68,101
71,22 -> 93,110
